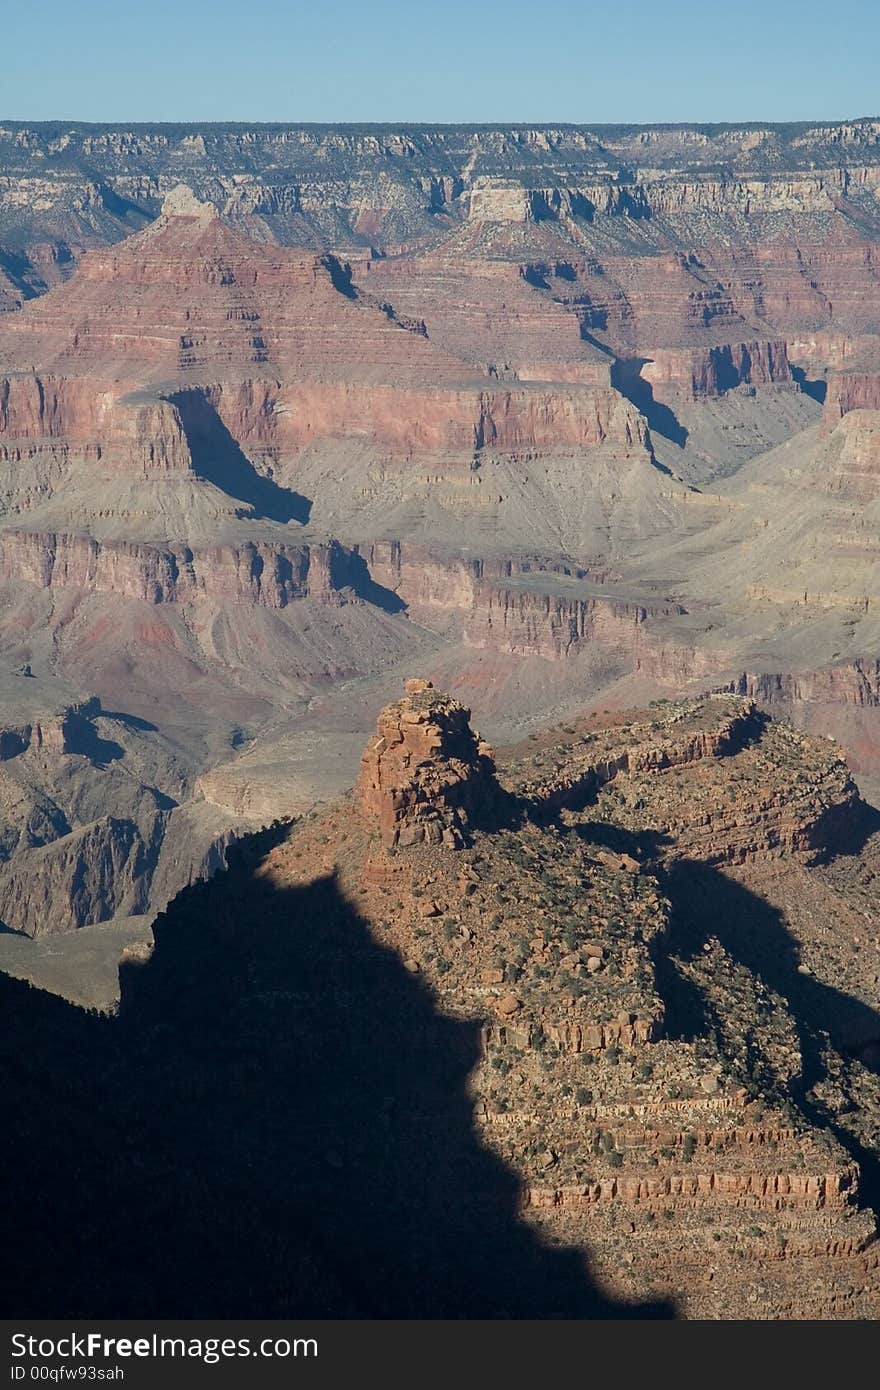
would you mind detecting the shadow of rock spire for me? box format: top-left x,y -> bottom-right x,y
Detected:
1,823 -> 671,1319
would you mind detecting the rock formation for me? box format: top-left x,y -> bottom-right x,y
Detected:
356,679 -> 496,849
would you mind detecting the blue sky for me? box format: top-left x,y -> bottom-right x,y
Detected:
2,0 -> 878,125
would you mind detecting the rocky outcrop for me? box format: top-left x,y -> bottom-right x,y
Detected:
0,373 -> 110,441
511,697 -> 765,815
360,253 -> 612,378
0,696 -> 102,758
724,662 -> 880,709
823,369 -> 880,431
787,330 -> 880,373
356,679 -> 496,849
465,167 -> 880,226
514,699 -> 863,863
526,1162 -> 861,1213
0,216 -> 468,386
642,340 -> 793,399
4,688 -> 879,1317
510,698 -> 862,867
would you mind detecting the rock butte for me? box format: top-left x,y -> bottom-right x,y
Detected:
356,679 -> 497,850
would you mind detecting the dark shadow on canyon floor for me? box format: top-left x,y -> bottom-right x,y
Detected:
610,358 -> 689,448
61,716 -> 125,765
344,550 -> 407,614
0,826 -> 669,1319
790,365 -> 828,404
169,390 -> 313,526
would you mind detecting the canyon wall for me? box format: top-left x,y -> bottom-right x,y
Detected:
3,121 -> 880,263
0,528 -> 360,607
360,540 -> 681,658
214,381 -> 650,461
642,340 -> 793,399
823,371 -> 880,431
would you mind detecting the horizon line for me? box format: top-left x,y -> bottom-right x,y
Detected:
2,115 -> 879,132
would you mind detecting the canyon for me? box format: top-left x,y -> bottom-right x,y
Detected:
0,122 -> 878,916
2,119 -> 880,1318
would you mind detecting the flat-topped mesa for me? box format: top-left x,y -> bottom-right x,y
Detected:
356,678 -> 497,850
